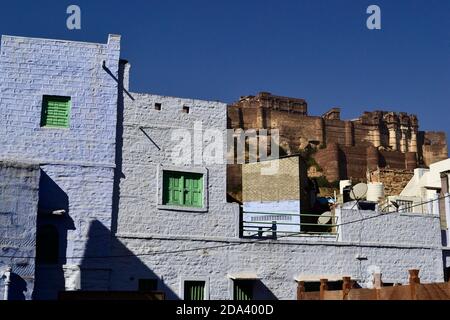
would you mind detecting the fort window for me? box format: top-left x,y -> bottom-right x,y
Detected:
35,224 -> 59,265
155,103 -> 162,111
183,281 -> 206,300
162,171 -> 203,207
182,106 -> 190,114
40,96 -> 71,128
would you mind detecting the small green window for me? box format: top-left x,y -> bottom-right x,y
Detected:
163,171 -> 203,207
184,281 -> 205,301
234,280 -> 253,300
41,95 -> 71,128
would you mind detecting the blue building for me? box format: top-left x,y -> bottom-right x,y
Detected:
0,34 -> 447,300
0,34 -> 121,299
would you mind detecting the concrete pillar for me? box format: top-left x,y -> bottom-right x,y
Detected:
342,277 -> 352,300
408,269 -> 420,300
373,273 -> 383,289
296,281 -> 305,300
388,126 -> 397,151
319,279 -> 328,300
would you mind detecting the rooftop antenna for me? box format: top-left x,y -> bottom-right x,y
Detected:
318,211 -> 332,225
349,182 -> 368,209
350,183 -> 368,201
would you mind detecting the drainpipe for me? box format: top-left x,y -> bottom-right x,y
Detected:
3,267 -> 12,301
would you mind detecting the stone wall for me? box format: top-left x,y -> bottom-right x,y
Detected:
242,157 -> 302,202
312,144 -> 419,183
0,161 -> 40,300
369,168 -> 414,197
228,92 -> 448,186
421,132 -> 448,167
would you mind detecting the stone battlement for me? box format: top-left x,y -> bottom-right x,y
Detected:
228,92 -> 448,183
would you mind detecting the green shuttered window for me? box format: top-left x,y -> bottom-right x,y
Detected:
41,96 -> 71,128
163,171 -> 203,207
234,281 -> 253,300
184,281 -> 205,301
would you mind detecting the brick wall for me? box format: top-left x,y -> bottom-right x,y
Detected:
0,161 -> 40,300
369,168 -> 414,197
0,34 -> 120,165
0,34 -> 121,299
114,81 -> 239,239
242,157 -> 301,202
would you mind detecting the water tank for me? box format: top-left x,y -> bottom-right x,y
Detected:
339,180 -> 352,194
367,182 -> 385,202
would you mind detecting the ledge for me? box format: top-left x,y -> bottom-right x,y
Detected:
114,233 -> 442,250
157,204 -> 208,213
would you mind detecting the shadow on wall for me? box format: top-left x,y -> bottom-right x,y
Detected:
33,170 -> 75,300
444,250 -> 450,282
111,60 -> 127,235
78,220 -> 178,300
32,61 -> 177,300
8,272 -> 28,300
32,174 -> 177,299
253,280 -> 278,300
338,148 -> 348,180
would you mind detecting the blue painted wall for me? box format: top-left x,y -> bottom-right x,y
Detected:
0,34 -> 121,299
0,161 -> 40,300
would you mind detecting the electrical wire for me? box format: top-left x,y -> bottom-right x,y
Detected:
0,194 -> 448,261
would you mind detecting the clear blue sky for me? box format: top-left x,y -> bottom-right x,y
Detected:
1,0 -> 450,139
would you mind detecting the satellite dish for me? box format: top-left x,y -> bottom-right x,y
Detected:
318,211 -> 332,225
350,183 -> 368,200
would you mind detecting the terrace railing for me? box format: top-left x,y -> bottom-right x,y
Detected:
240,210 -> 339,239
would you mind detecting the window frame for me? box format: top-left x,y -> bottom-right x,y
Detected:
40,95 -> 71,128
180,277 -> 210,300
232,280 -> 254,301
157,166 -> 208,212
163,171 -> 203,208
